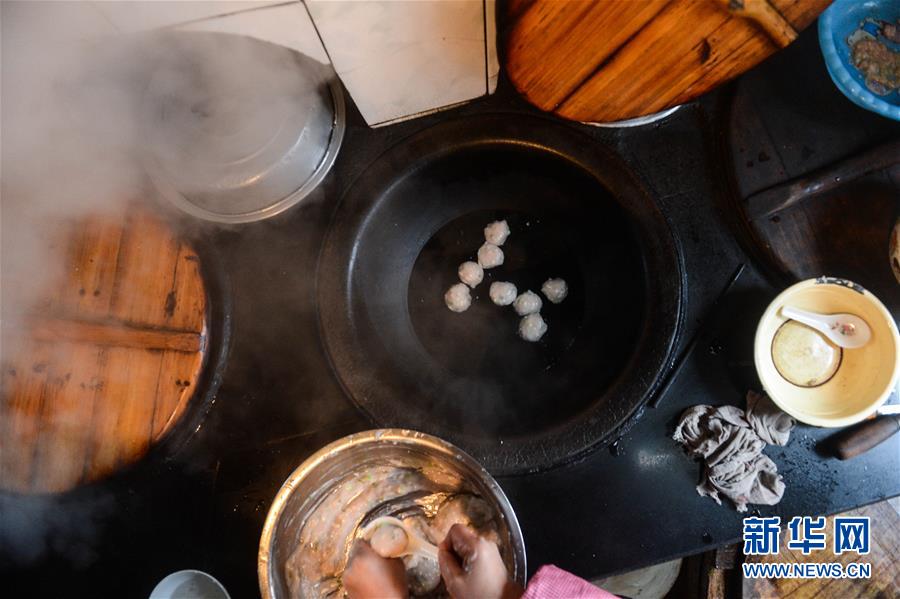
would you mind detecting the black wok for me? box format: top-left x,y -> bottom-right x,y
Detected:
318,113 -> 683,474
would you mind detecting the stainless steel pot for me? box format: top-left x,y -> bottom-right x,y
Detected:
142,32 -> 345,224
258,429 -> 527,598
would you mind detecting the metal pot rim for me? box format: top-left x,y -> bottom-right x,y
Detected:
145,75 -> 346,224
257,428 -> 527,599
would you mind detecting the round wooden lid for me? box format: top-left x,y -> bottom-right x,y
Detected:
1,208 -> 208,494
503,0 -> 831,122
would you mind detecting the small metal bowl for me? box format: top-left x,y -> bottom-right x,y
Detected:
583,104 -> 682,128
258,429 -> 527,599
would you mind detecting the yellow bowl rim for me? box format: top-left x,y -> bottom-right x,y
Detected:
753,278 -> 900,427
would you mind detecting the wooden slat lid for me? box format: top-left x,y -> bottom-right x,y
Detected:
503,0 -> 831,123
1,207 -> 209,494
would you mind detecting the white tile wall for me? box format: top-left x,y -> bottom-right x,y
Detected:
306,0 -> 493,126
177,2 -> 329,64
486,0 -> 499,93
90,1 -> 283,34
1,1 -> 117,45
4,0 -> 500,128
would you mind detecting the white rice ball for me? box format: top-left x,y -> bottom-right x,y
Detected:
458,261 -> 483,288
484,220 -> 510,246
513,290 -> 542,316
519,313 -> 547,342
444,283 -> 471,313
370,524 -> 408,558
489,281 -> 517,306
477,242 -> 504,269
541,278 -> 568,304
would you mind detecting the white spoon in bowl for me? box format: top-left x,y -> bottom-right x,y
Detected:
360,516 -> 439,560
781,306 -> 872,349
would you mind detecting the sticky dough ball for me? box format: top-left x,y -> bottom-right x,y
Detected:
484,220 -> 510,246
489,281 -> 517,306
458,261 -> 483,288
444,283 -> 471,313
513,290 -> 542,316
428,496 -> 496,545
541,278 -> 568,304
404,553 -> 441,595
369,524 -> 408,558
519,313 -> 548,342
477,242 -> 504,269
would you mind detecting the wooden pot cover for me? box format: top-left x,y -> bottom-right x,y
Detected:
503,0 -> 831,122
1,208 -> 208,494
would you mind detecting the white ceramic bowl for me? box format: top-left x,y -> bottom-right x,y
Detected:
754,277 -> 900,427
149,570 -> 230,599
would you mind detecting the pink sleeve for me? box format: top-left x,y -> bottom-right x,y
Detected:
520,565 -> 619,599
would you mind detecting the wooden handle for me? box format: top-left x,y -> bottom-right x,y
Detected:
745,140 -> 900,220
743,0 -> 798,47
29,317 -> 202,352
721,0 -> 797,48
834,415 -> 900,460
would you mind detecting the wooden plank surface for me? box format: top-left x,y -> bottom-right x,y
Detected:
725,54 -> 900,316
152,347 -> 203,441
0,207 -> 208,494
28,343 -> 99,493
1,342 -> 55,489
109,210 -> 183,328
744,501 -> 900,598
502,0 -> 830,122
29,317 -> 202,352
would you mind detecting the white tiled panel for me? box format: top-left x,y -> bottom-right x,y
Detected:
486,0 -> 499,93
5,0 -> 500,128
306,0 -> 492,126
1,1 -> 117,45
177,2 -> 329,64
90,1 -> 284,34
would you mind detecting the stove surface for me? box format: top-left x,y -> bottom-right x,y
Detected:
3,26 -> 898,599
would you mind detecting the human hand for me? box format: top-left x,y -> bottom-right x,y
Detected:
343,539 -> 409,599
438,524 -> 523,599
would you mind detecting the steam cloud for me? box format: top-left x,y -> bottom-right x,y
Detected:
1,1 -> 326,571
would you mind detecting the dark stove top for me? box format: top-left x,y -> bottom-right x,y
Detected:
3,26 -> 898,599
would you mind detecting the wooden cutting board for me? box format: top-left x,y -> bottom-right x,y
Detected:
0,207 -> 208,494
503,0 -> 831,122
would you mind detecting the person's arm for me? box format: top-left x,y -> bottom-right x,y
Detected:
343,539 -> 409,599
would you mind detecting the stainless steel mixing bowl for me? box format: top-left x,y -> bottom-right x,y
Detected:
258,429 -> 527,598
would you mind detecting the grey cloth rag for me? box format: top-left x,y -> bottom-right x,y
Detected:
673,391 -> 795,512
